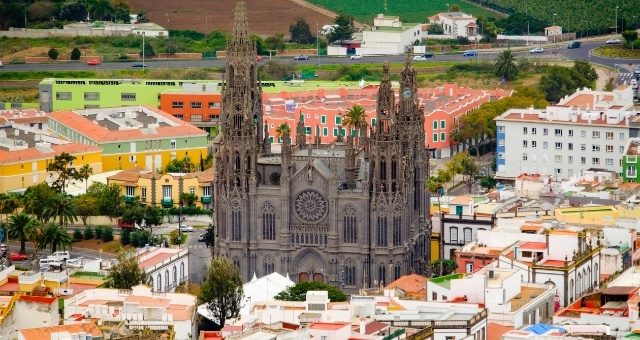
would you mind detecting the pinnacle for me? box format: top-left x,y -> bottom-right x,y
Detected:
232,0 -> 250,40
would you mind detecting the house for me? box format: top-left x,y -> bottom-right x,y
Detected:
63,285 -> 197,340
383,274 -> 427,300
159,83 -> 221,136
0,294 -> 59,340
137,246 -> 189,293
428,12 -> 478,38
358,14 -> 423,55
622,138 -> 640,182
18,323 -> 103,340
440,211 -> 495,260
48,106 -> 209,172
544,26 -> 563,37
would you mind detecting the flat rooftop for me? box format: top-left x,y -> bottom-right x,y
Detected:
509,286 -> 548,312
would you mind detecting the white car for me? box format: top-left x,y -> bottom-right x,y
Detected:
606,38 -> 621,44
350,54 -> 363,60
631,79 -> 638,89
65,258 -> 84,268
49,251 -> 70,262
413,55 -> 428,61
529,47 -> 544,53
177,224 -> 194,232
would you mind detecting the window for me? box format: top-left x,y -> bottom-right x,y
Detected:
231,211 -> 241,241
433,121 -> 438,130
170,139 -> 176,149
543,128 -> 548,135
191,115 -> 202,122
554,155 -> 562,163
440,132 -> 445,141
449,227 -> 458,242
555,129 -> 562,136
376,217 -> 388,247
392,216 -> 402,246
189,186 -> 195,195
581,144 -> 586,151
592,145 -> 600,152
592,131 -> 600,139
620,146 -> 625,153
568,156 -> 573,164
581,130 -> 586,137
463,228 -> 472,243
344,260 -> 356,286
555,142 -> 562,150
522,153 -> 528,161
523,127 -> 528,134
521,251 -> 532,258
371,118 -> 376,126
335,116 -> 341,125
305,126 -> 311,135
440,120 -> 446,129
174,114 -> 184,120
543,142 -> 548,149
606,145 -> 613,153
568,143 -> 573,150
606,132 -> 613,140
531,141 -> 537,148
125,186 -> 135,196
606,158 -> 613,166
322,127 -> 328,136
191,101 -> 202,109
498,152 -> 504,159
172,101 -> 183,108
162,185 -> 172,199
592,157 -> 600,165
432,292 -> 438,300
531,127 -> 536,135
203,186 -> 210,196
498,126 -> 504,132
555,168 -> 561,175
523,140 -> 528,148
56,92 -> 71,100
580,157 -> 586,164
317,115 -> 325,124
620,132 -> 625,141
121,93 -> 136,101
209,114 -> 219,121
433,133 -> 438,142
262,202 -> 276,240
344,211 -> 357,244
141,187 -> 147,199
568,129 -> 573,137
208,102 -> 220,108
627,165 -> 637,178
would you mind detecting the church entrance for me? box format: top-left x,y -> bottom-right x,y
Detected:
298,271 -> 324,283
293,249 -> 327,284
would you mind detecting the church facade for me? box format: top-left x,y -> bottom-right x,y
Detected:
213,0 -> 431,292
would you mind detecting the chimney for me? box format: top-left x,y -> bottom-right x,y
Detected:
360,318 -> 366,335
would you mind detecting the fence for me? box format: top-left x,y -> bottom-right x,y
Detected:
125,53 -> 202,60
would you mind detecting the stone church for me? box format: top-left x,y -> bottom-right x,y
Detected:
213,0 -> 431,292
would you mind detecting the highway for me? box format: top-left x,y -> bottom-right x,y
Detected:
2,41 -> 638,73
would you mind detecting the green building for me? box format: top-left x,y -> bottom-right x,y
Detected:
622,139 -> 640,182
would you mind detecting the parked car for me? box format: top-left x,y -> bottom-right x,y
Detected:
49,251 -> 70,262
529,47 -> 544,53
634,67 -> 640,75
350,54 -> 363,60
177,224 -> 194,232
198,234 -> 207,242
132,62 -> 147,68
606,38 -> 621,44
567,41 -> 581,49
0,61 -> 4,68
66,258 -> 84,268
256,55 -> 263,62
632,79 -> 638,89
39,258 -> 62,269
462,50 -> 477,57
9,252 -> 27,261
294,55 -> 309,61
87,59 -> 101,65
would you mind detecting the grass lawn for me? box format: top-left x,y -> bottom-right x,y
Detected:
592,46 -> 640,59
308,0 -> 501,23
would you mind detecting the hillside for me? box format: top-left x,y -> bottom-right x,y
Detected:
127,0 -> 334,36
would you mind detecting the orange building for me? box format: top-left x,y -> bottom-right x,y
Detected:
159,91 -> 222,135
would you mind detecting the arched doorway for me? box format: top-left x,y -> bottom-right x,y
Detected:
313,272 -> 324,282
299,272 -> 310,283
292,248 -> 326,284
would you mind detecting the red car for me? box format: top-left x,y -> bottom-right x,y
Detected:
256,56 -> 263,62
9,252 -> 27,261
87,59 -> 101,66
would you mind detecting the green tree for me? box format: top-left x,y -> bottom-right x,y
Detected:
140,41 -> 155,57
538,66 -> 578,103
494,49 -> 518,81
73,194 -> 98,226
111,0 -> 132,23
48,48 -> 59,60
275,123 -> 291,142
102,227 -> 114,242
572,60 -> 598,88
0,193 -> 21,222
88,183 -> 123,220
40,222 -> 72,253
341,104 -> 368,142
289,17 -> 315,44
105,250 -> 148,289
73,229 -> 83,241
6,213 -> 33,253
327,13 -> 356,43
264,34 -> 285,52
70,47 -> 82,60
165,156 -> 196,173
84,226 -> 94,240
23,183 -> 55,222
143,205 -> 164,230
87,0 -> 113,21
199,257 -> 244,328
426,259 -> 457,277
43,193 -> 78,227
426,169 -> 452,216
179,192 -> 198,207
448,152 -> 481,194
78,164 -> 93,193
259,60 -> 296,80
46,152 -> 80,193
622,30 -> 638,46
275,281 -> 347,302
480,175 -> 497,190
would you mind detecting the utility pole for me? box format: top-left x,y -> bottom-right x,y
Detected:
615,6 -> 619,34
142,32 -> 145,69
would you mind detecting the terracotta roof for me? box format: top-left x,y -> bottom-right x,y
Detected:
450,195 -> 473,205
519,242 -> 547,250
48,106 -> 207,143
138,252 -> 175,270
488,322 -> 514,340
125,295 -> 172,307
601,286 -> 639,296
384,274 -> 427,294
107,169 -> 144,183
20,323 -> 102,340
0,142 -> 100,164
364,320 -> 389,335
309,322 -> 350,330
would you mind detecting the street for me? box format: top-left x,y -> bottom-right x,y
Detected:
153,222 -> 212,285
1,239 -> 115,267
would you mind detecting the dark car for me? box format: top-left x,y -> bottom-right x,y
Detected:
132,63 -> 147,68
567,41 -> 581,49
294,55 -> 309,61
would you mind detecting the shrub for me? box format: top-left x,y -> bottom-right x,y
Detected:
120,228 -> 131,245
73,229 -> 83,241
169,230 -> 186,245
102,227 -> 114,242
70,47 -> 81,60
130,230 -> 152,247
48,48 -> 59,60
83,227 -> 94,240
94,226 -> 104,239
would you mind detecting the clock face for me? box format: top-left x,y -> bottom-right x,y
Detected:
402,87 -> 412,99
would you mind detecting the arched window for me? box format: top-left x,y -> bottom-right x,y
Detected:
343,206 -> 357,244
231,211 -> 241,241
377,264 -> 386,286
594,263 -> 599,286
157,274 -> 162,291
394,263 -> 402,281
569,279 -> 574,302
380,157 -> 387,180
263,256 -> 275,275
577,273 -> 582,295
377,216 -> 388,247
180,262 -> 185,281
262,202 -> 277,240
173,265 -> 177,287
149,276 -> 154,290
449,226 -> 459,243
392,216 -> 402,246
344,259 -> 356,286
391,157 -> 397,180
234,152 -> 241,171
165,270 -> 170,290
587,266 -> 592,290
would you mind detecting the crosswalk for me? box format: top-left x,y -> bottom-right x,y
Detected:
618,72 -> 636,85
189,244 -> 208,249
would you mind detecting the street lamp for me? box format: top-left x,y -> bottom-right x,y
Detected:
615,6 -> 619,34
141,31 -> 146,69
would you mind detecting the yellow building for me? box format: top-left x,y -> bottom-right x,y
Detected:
107,169 -> 212,209
0,120 -> 102,193
48,106 -> 209,172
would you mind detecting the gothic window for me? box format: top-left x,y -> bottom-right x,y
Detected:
157,274 -> 162,291
344,259 -> 356,286
391,157 -> 397,180
180,262 -> 185,280
392,216 -> 402,246
394,263 -> 402,281
234,152 -> 241,172
173,265 -> 177,286
165,270 -> 170,290
263,256 -> 275,275
294,189 -> 328,223
231,211 -> 241,241
343,205 -> 357,244
380,158 -> 387,180
376,216 -> 388,247
377,264 -> 386,286
262,201 -> 276,240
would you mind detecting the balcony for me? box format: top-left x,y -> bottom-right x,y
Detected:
124,195 -> 135,203
200,196 -> 212,204
161,198 -> 173,208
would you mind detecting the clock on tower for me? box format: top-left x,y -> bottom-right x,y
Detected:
402,87 -> 412,99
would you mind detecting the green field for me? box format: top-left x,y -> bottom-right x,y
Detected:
476,0 -> 640,35
307,0 -> 501,23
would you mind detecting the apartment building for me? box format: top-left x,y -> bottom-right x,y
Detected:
495,86 -> 636,180
159,83 -> 221,135
48,106 -> 208,172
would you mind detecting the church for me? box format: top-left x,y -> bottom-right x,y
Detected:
213,0 -> 431,292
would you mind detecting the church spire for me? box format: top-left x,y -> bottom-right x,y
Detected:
232,0 -> 250,42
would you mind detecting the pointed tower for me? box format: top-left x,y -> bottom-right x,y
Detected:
213,0 -> 263,279
295,112 -> 306,148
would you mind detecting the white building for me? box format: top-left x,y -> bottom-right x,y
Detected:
358,14 -> 423,55
428,12 -> 478,38
64,285 -> 196,340
0,294 -> 59,340
495,86 -> 636,180
137,246 -> 188,293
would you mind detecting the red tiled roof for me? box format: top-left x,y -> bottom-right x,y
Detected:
48,106 -> 207,143
365,321 -> 389,335
384,274 -> 427,295
519,242 -> 547,250
309,322 -> 350,330
20,323 -> 102,340
488,322 -> 514,340
0,142 -> 100,164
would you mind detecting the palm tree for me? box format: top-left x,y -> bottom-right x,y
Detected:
275,123 -> 291,143
78,164 -> 93,193
6,213 -> 33,253
426,169 -> 452,217
494,49 -> 518,81
43,193 -> 78,227
40,222 -> 72,253
342,104 -> 368,143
